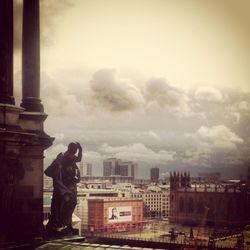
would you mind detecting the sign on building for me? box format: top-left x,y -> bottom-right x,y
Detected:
108,206 -> 132,223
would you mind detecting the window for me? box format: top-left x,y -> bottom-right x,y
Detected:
197,197 -> 204,214
179,197 -> 184,213
188,197 -> 194,213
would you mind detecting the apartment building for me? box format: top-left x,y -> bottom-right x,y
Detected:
132,188 -> 170,218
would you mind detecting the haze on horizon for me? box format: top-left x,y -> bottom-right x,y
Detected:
13,0 -> 250,178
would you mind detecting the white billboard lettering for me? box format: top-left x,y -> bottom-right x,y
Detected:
108,206 -> 132,223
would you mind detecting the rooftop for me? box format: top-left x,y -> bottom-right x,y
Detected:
35,242 -> 163,250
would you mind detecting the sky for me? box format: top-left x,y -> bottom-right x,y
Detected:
13,0 -> 250,178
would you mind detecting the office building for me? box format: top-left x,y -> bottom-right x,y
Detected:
81,175 -> 134,184
150,167 -> 160,181
103,158 -> 137,179
103,158 -> 121,176
79,162 -> 92,176
132,188 -> 170,218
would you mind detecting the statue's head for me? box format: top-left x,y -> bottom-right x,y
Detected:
68,142 -> 78,154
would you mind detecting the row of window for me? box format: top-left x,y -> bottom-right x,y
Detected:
133,194 -> 169,198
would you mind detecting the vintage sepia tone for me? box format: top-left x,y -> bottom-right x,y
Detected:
0,0 -> 250,249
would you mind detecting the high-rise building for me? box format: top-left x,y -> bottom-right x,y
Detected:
79,162 -> 92,176
150,167 -> 159,181
120,161 -> 137,179
103,158 -> 121,176
103,158 -> 137,179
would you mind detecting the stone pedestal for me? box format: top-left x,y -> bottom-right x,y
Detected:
0,104 -> 24,129
0,0 -> 54,243
0,105 -> 53,242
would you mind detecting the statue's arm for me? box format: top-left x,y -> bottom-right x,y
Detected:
55,179 -> 72,195
76,166 -> 81,183
75,143 -> 82,162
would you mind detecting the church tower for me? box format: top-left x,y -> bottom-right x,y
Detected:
170,171 -> 180,190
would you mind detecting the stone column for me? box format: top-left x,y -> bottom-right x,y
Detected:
0,0 -> 54,244
21,0 -> 43,112
0,0 -> 14,105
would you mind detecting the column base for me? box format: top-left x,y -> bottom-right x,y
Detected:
19,111 -> 48,133
20,97 -> 44,112
0,103 -> 24,129
0,103 -> 54,245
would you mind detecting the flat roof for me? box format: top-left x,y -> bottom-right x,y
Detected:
35,242 -> 163,250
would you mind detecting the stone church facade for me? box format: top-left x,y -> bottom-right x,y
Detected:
169,171 -> 249,227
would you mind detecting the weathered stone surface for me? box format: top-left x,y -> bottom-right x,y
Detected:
0,0 -> 54,243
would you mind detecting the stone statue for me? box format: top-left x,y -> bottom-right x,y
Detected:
45,142 -> 82,236
45,153 -> 69,234
60,142 -> 82,233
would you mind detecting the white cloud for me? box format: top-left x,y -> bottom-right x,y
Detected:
54,133 -> 65,141
180,125 -> 245,167
36,68 -> 250,176
195,86 -> 223,102
14,0 -> 74,50
144,77 -> 191,117
148,130 -> 161,140
100,143 -> 176,164
83,150 -> 104,166
136,130 -> 161,141
44,143 -> 67,166
41,73 -> 87,117
145,78 -> 180,106
239,101 -> 250,112
197,125 -> 243,149
90,69 -> 144,112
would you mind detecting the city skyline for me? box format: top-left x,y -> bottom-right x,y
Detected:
2,0 -> 249,246
14,0 -> 250,178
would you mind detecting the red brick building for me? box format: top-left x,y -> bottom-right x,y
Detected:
88,198 -> 143,233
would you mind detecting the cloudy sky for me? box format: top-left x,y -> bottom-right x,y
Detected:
14,0 -> 250,178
